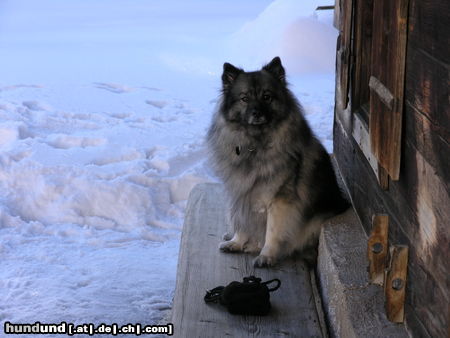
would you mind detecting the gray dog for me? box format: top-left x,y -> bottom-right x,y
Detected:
207,57 -> 349,267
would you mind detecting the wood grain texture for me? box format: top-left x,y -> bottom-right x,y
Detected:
367,214 -> 389,285
171,183 -> 324,338
334,118 -> 449,337
351,112 -> 389,189
408,0 -> 450,63
369,0 -> 409,180
351,0 -> 374,112
369,76 -> 394,110
337,0 -> 353,109
403,100 -> 449,185
335,0 -> 449,335
404,46 -> 450,140
384,245 -> 409,323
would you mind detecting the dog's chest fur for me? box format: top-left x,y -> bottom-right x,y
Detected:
209,113 -> 303,200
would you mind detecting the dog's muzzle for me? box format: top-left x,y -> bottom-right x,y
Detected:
248,110 -> 267,125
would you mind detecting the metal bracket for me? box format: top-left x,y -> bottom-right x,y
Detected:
384,245 -> 409,323
367,214 -> 389,285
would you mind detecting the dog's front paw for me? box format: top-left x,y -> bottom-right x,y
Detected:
253,254 -> 276,268
219,240 -> 243,253
222,232 -> 233,241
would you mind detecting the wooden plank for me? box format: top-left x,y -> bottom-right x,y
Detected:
367,214 -> 389,285
351,112 -> 389,189
369,0 -> 410,180
333,0 -> 340,29
369,76 -> 394,110
337,0 -> 353,109
403,101 -> 450,185
408,0 -> 450,64
171,183 -> 324,338
384,245 -> 409,323
404,46 -> 450,140
334,118 -> 449,337
316,5 -> 335,11
351,0 -> 374,111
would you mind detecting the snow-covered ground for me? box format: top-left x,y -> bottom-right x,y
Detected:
0,0 -> 337,335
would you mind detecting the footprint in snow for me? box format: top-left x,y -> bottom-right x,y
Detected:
108,112 -> 131,119
22,100 -> 52,111
140,86 -> 162,92
46,134 -> 107,149
93,82 -> 134,94
151,116 -> 178,123
146,100 -> 168,109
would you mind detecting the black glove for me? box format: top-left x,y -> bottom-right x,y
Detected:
204,276 -> 281,315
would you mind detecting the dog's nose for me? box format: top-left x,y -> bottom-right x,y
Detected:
252,110 -> 262,118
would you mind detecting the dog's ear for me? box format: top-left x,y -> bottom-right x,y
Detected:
222,62 -> 243,90
263,56 -> 286,84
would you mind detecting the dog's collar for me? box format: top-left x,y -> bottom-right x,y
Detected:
235,146 -> 256,156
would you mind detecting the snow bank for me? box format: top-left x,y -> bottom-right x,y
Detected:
0,122 -> 21,148
227,0 -> 337,75
0,0 -> 337,331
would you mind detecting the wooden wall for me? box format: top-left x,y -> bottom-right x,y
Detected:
334,0 -> 449,336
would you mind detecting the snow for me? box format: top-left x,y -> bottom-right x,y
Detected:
0,0 -> 337,335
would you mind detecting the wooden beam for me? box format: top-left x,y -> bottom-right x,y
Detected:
316,5 -> 335,11
337,0 -> 353,109
369,76 -> 394,111
369,0 -> 410,181
351,112 -> 389,189
367,214 -> 389,285
384,245 -> 409,323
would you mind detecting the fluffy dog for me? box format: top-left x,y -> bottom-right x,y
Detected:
207,57 -> 349,267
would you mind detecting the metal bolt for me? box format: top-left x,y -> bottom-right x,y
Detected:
392,278 -> 404,290
372,242 -> 383,254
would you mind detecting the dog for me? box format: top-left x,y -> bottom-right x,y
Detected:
207,57 -> 349,267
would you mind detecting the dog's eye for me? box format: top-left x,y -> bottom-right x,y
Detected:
240,96 -> 249,103
263,94 -> 272,102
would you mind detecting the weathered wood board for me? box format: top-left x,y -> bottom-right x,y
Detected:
334,118 -> 449,337
369,0 -> 409,180
336,0 -> 352,109
352,0 -> 374,112
333,0 -> 449,335
171,183 -> 324,338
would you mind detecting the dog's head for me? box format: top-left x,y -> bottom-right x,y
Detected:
220,57 -> 290,127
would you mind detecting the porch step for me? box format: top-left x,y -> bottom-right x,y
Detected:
317,205 -> 411,338
171,183 -> 326,337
